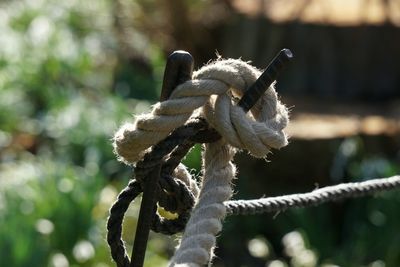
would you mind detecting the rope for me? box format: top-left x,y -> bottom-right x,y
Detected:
111,58 -> 289,266
113,58 -> 289,165
107,180 -> 142,267
225,175 -> 400,215
169,140 -> 236,266
107,56 -> 400,267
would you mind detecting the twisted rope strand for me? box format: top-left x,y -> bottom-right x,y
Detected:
169,141 -> 236,267
225,175 -> 400,215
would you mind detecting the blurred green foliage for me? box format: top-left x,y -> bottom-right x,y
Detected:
0,0 -> 169,266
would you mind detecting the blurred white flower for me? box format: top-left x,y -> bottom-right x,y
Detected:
292,249 -> 317,267
28,16 -> 53,45
35,218 -> 54,235
58,178 -> 74,193
50,253 -> 69,267
369,260 -> 385,267
267,260 -> 288,267
73,240 -> 95,262
248,237 -> 270,258
99,185 -> 118,205
282,231 -> 305,257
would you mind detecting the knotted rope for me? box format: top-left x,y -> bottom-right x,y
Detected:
112,58 -> 289,266
113,58 -> 289,164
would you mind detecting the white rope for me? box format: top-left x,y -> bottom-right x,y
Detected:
112,58 -> 290,266
169,141 -> 236,266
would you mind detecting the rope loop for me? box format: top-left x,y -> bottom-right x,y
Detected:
107,180 -> 141,267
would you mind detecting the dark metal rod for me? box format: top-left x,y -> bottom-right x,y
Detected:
130,166 -> 160,267
160,50 -> 194,101
238,48 -> 293,112
130,51 -> 194,267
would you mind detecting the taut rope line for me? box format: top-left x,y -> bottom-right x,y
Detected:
225,175 -> 400,215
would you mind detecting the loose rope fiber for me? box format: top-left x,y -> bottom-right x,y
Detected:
112,58 -> 289,266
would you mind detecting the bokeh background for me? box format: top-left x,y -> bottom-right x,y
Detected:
1,0 -> 400,266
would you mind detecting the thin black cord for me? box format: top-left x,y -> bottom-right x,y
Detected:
225,175 -> 400,215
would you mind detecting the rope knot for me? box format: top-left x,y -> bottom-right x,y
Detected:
113,58 -> 289,165
195,58 -> 289,158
